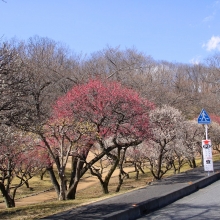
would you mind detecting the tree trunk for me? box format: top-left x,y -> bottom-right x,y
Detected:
67,157 -> 84,200
116,148 -> 126,192
156,152 -> 163,179
172,160 -> 177,174
66,181 -> 78,200
115,173 -> 123,192
101,182 -> 109,194
101,149 -> 120,194
59,175 -> 67,201
24,180 -> 29,188
115,168 -> 129,193
69,156 -> 77,187
0,183 -> 15,208
135,163 -> 139,180
192,157 -> 197,168
40,169 -> 47,180
137,163 -> 145,174
188,159 -> 193,168
149,163 -> 160,180
47,166 -> 60,198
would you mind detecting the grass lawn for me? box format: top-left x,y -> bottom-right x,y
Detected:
0,170 -> 152,220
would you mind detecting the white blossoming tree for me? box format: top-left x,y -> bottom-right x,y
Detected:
145,105 -> 184,180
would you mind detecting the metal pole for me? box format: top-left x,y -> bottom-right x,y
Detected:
205,124 -> 209,176
205,124 -> 208,140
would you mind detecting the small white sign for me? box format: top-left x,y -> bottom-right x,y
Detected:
202,140 -> 213,171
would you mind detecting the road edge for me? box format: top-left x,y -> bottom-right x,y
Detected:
103,171 -> 220,220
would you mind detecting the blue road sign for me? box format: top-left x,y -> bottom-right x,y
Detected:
198,109 -> 211,124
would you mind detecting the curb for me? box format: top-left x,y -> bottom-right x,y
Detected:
103,172 -> 220,220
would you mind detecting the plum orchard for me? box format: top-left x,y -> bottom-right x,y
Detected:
42,79 -> 154,200
0,126 -> 49,208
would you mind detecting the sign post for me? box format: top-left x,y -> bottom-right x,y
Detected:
202,139 -> 213,174
197,109 -> 213,175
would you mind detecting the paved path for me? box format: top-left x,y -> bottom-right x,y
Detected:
42,161 -> 220,220
137,179 -> 220,219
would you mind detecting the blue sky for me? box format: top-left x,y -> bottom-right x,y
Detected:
1,0 -> 220,64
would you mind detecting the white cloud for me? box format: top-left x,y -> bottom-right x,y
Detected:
190,57 -> 201,65
202,36 -> 220,51
203,15 -> 214,23
202,2 -> 218,26
214,1 -> 220,6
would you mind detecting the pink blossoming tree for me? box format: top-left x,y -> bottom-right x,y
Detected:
51,79 -> 153,196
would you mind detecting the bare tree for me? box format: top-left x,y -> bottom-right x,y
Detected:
0,42 -> 28,125
5,36 -> 81,130
209,121 -> 220,153
201,53 -> 220,115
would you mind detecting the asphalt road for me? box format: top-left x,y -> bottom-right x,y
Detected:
137,179 -> 220,220
42,162 -> 220,219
